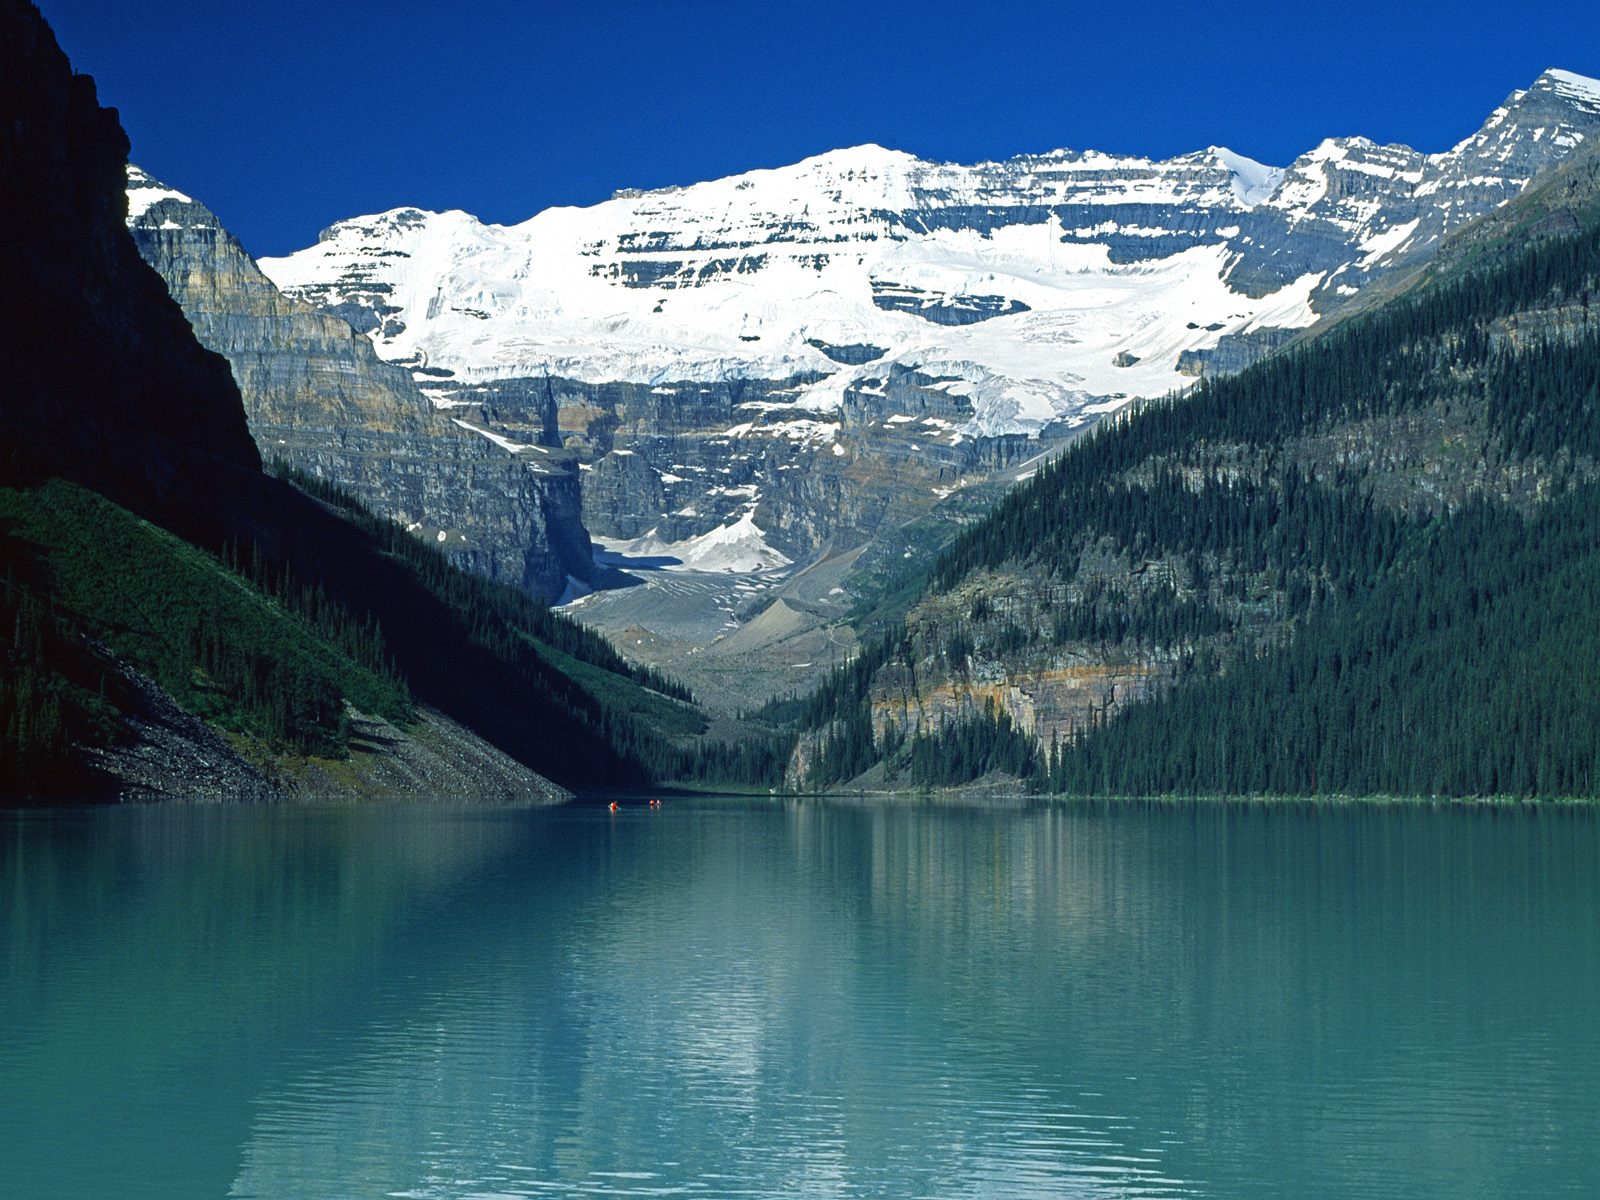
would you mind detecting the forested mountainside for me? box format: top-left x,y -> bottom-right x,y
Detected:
0,0 -> 781,801
784,141 -> 1600,797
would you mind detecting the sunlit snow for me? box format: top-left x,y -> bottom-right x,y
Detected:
595,510 -> 792,574
255,70 -> 1600,442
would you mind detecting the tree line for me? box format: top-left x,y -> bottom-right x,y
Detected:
781,207 -> 1600,796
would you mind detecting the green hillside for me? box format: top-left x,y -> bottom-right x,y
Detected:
785,173 -> 1600,798
1,476 -> 789,800
2,480 -> 411,794
270,467 -> 791,791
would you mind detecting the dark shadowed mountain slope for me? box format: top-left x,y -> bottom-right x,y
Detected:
0,0 -> 774,799
0,1 -> 259,519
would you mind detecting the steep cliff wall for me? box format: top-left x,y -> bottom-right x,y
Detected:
462,368 -> 1047,564
0,0 -> 601,796
0,0 -> 259,521
125,169 -> 598,600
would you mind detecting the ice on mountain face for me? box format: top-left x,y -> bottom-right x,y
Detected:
1357,219 -> 1421,266
258,69 -> 1600,446
1211,147 -> 1285,206
1541,69 -> 1600,106
261,137 -> 1278,403
262,180 -> 1312,440
450,416 -> 538,457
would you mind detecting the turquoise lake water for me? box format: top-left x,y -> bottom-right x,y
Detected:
2,797 -> 1597,1198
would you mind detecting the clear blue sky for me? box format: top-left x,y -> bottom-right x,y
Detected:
40,0 -> 1600,258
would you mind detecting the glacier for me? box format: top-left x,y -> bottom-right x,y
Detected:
261,68 -> 1600,447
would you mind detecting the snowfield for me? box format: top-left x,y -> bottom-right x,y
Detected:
259,69 -> 1600,441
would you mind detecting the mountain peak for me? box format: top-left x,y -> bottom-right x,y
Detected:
125,164 -> 194,220
315,205 -> 465,245
809,142 -> 914,161
1536,68 -> 1600,105
1206,146 -> 1285,206
791,143 -> 923,174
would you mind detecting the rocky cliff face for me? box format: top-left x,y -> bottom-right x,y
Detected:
254,71 -> 1600,603
0,0 -> 259,520
124,168 -> 598,600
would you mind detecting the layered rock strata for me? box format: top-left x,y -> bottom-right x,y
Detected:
126,168 -> 598,600
254,71 -> 1600,590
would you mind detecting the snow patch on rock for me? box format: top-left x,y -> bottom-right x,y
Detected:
596,510 -> 792,574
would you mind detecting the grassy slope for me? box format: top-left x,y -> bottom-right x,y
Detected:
1,480 -> 413,792
0,473 -> 787,800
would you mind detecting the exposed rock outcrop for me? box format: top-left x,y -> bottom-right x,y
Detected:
466,368 -> 1046,565
1176,328 -> 1298,378
253,73 -> 1600,611
81,641 -> 568,803
125,169 -> 599,600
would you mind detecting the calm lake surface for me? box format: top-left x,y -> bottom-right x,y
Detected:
3,797 -> 1597,1199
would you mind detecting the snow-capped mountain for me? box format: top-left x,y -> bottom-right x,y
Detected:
266,142 -> 1307,428
265,70 -> 1599,413
255,69 -> 1599,571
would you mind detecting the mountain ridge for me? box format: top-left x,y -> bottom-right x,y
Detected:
256,69 -> 1600,564
234,67 -> 1600,711
124,164 -> 602,601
